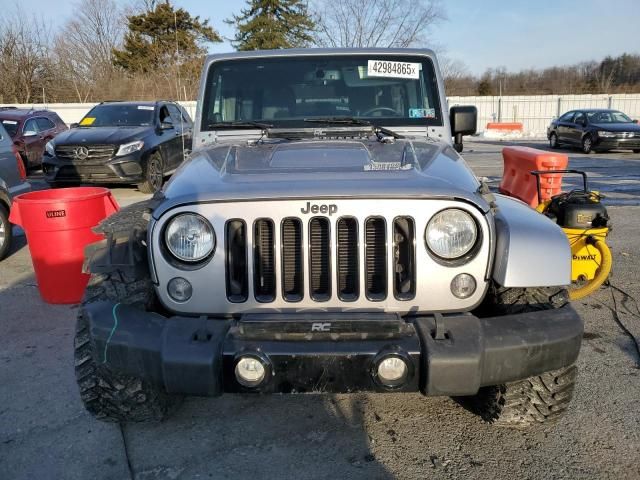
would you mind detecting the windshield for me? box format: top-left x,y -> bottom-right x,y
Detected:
79,104 -> 155,127
587,110 -> 633,124
1,119 -> 19,137
201,55 -> 442,130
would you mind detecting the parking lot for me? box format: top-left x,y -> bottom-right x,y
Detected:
1,139 -> 639,480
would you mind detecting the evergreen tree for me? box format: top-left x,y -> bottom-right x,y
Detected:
113,1 -> 221,73
227,0 -> 315,51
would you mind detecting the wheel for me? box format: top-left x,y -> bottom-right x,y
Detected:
549,132 -> 559,149
137,152 -> 164,194
463,286 -> 578,428
633,149 -> 640,154
0,203 -> 12,261
581,135 -> 593,154
75,205 -> 181,422
469,365 -> 577,428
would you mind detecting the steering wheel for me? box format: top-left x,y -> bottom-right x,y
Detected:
362,106 -> 400,117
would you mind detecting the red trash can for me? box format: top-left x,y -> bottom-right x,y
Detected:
9,187 -> 119,304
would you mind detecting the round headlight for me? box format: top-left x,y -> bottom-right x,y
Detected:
425,209 -> 477,259
165,213 -> 215,262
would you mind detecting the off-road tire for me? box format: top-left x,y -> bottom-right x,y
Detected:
75,203 -> 181,422
137,152 -> 164,194
0,203 -> 12,261
469,365 -> 577,428
465,286 -> 577,428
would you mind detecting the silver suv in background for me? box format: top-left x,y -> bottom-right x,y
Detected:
0,123 -> 31,260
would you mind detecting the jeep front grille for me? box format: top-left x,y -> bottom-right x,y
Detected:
253,219 -> 276,302
225,220 -> 248,302
225,215 -> 415,304
55,144 -> 116,162
309,217 -> 331,301
281,218 -> 303,302
365,218 -> 387,301
337,218 -> 359,301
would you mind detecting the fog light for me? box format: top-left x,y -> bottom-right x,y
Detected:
451,273 -> 476,299
235,356 -> 267,387
167,277 -> 192,302
376,356 -> 408,387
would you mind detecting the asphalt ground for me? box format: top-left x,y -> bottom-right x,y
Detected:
1,139 -> 639,479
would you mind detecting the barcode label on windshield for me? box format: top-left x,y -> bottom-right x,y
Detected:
367,60 -> 420,79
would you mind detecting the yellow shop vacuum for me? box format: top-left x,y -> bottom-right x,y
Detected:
532,170 -> 612,300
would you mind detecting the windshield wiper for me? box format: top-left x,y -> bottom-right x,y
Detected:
303,117 -> 404,140
207,121 -> 274,130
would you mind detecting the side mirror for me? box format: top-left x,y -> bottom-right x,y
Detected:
633,119 -> 638,124
450,105 -> 477,153
70,122 -> 79,129
23,130 -> 37,137
160,120 -> 174,130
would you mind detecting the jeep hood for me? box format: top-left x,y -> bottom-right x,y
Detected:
52,126 -> 152,145
154,138 -> 488,218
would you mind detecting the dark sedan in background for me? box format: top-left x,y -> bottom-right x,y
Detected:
0,107 -> 67,171
548,108 -> 640,154
43,101 -> 193,193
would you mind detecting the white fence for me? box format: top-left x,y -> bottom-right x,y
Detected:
448,94 -> 640,136
0,101 -> 198,125
3,94 -> 640,137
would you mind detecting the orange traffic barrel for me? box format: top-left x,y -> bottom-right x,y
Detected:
9,187 -> 119,304
499,146 -> 568,207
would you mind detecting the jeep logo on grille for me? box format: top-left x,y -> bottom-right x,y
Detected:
301,202 -> 337,215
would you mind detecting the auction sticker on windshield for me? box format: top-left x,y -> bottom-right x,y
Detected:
367,60 -> 420,79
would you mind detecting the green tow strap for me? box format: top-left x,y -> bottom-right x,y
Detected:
102,303 -> 121,364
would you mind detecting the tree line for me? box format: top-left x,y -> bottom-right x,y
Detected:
446,54 -> 640,96
0,0 -> 638,104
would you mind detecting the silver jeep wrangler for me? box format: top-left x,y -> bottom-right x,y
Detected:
77,49 -> 582,427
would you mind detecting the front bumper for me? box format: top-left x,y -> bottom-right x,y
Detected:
42,152 -> 145,184
83,303 -> 583,397
594,137 -> 640,151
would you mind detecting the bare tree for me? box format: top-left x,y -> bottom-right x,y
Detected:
439,56 -> 477,95
53,0 -> 125,102
0,9 -> 53,104
312,0 -> 445,48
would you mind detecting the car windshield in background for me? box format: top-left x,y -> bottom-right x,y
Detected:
587,110 -> 633,124
79,104 -> 155,127
201,55 -> 442,130
1,120 -> 19,137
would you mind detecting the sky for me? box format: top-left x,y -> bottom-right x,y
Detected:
9,0 -> 640,76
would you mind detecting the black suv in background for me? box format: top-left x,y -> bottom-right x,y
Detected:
0,107 -> 67,170
547,108 -> 640,154
43,101 -> 193,193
